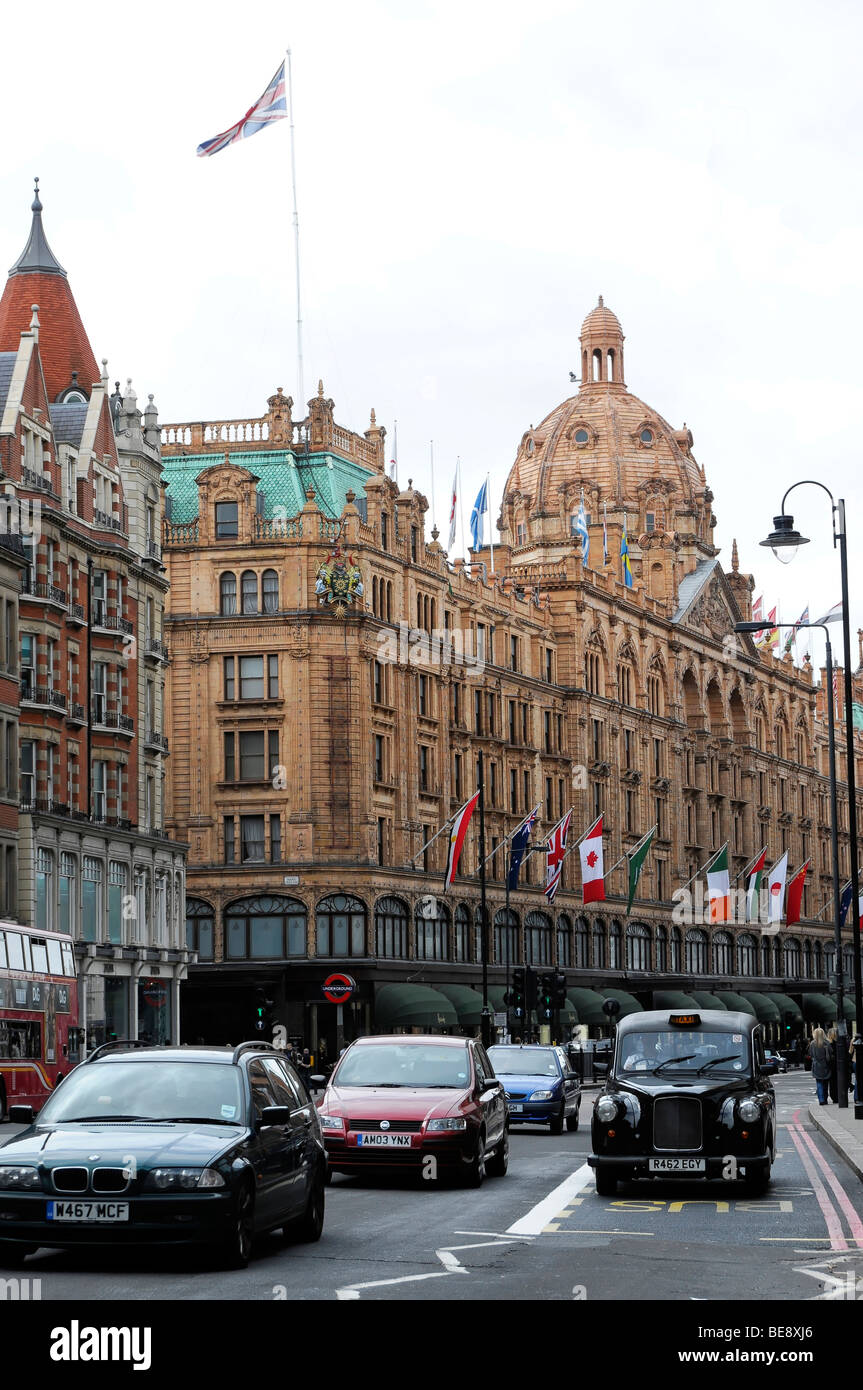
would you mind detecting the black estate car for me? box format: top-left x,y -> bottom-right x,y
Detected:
588,1009 -> 776,1196
0,1041 -> 327,1268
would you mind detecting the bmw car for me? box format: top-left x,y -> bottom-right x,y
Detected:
0,1041 -> 326,1268
487,1044 -> 581,1133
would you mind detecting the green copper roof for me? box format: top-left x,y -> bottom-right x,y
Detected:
161,449 -> 374,523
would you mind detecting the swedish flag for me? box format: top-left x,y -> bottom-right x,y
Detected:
620,521 -> 633,588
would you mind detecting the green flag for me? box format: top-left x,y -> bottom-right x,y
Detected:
627,827 -> 656,914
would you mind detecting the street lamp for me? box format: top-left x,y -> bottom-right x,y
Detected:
757,480 -> 862,1117
735,618 -> 848,1106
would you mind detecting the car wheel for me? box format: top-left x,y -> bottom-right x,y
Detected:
594,1168 -> 617,1197
0,1243 -> 37,1268
221,1181 -> 254,1269
487,1127 -> 509,1177
566,1108 -> 580,1133
288,1169 -> 325,1243
462,1132 -> 486,1188
550,1104 -> 565,1136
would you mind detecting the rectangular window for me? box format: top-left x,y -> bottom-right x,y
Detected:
653,738 -> 662,776
544,711 -> 552,753
224,656 -> 235,700
474,690 -> 482,734
419,746 -> 429,791
82,856 -> 102,943
557,714 -> 564,753
487,693 -> 495,735
523,769 -> 530,810
375,734 -> 384,782
241,815 -> 266,862
546,649 -> 553,683
238,731 -> 266,780
224,817 -> 236,863
419,674 -> 427,716
381,512 -> 388,551
268,654 -> 279,698
522,703 -> 529,744
239,656 -> 265,699
592,718 -> 602,762
509,700 -> 516,744
93,759 -> 107,821
475,625 -> 485,665
454,753 -> 462,801
545,777 -> 553,820
510,768 -> 517,812
373,661 -> 382,704
215,502 -> 238,538
268,729 -> 279,778
36,848 -> 53,932
270,815 -> 282,863
108,861 -> 126,945
377,817 -> 386,866
59,853 -> 76,935
224,732 -> 235,781
624,728 -> 632,769
20,739 -> 35,807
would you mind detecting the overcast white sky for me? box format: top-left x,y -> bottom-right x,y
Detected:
1,0 -> 861,674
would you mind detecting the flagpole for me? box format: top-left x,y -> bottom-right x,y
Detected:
393,418 -> 399,486
430,440 -> 436,539
408,805 -> 466,864
458,457 -> 467,569
676,842 -> 728,897
487,472 -> 494,577
483,805 -> 540,865
732,846 -> 767,885
286,49 -> 304,410
478,750 -> 491,1045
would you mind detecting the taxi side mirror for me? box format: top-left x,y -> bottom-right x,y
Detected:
259,1105 -> 291,1127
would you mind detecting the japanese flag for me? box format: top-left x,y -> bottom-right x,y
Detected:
579,816 -> 605,903
765,851 -> 788,932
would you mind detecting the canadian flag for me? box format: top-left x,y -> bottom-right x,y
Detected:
579,815 -> 605,904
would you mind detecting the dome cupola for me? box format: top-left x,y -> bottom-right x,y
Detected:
579,295 -> 625,388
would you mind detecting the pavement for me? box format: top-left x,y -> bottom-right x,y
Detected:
809,1094 -> 863,1181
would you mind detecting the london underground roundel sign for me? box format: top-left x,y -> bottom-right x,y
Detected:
323,973 -> 356,1004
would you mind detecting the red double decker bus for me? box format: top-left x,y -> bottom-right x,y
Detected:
0,922 -> 82,1118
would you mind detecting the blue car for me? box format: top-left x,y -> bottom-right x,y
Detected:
487,1045 -> 581,1134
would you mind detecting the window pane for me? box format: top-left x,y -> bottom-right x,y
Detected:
239,657 -> 265,698
250,917 -> 283,957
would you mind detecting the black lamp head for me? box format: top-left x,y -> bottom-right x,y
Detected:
759,513 -> 810,564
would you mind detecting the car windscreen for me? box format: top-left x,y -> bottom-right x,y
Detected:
334,1043 -> 470,1088
35,1061 -> 245,1124
487,1047 -> 559,1077
616,1030 -> 751,1076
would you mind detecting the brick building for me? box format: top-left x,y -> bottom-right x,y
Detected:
161,298 -> 863,1055
0,186 -> 188,1056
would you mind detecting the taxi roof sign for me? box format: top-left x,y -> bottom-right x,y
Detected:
668,1013 -> 700,1027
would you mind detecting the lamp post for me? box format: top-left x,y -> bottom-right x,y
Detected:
759,482 -> 862,1116
735,619 -> 848,1105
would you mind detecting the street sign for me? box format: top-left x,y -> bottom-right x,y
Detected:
322,972 -> 356,1004
283,875 -> 300,886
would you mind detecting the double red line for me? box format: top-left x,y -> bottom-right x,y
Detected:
787,1107 -> 863,1250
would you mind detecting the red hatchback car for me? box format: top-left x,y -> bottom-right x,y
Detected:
318,1034 -> 509,1186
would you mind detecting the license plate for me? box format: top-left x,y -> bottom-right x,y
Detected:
47,1201 -> 130,1222
356,1133 -> 412,1148
507,1104 -> 524,1113
648,1158 -> 706,1173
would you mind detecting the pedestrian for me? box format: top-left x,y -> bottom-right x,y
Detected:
826,1026 -> 839,1102
809,1028 -> 833,1105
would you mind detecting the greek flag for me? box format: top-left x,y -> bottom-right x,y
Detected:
470,480 -> 488,551
574,489 -> 589,566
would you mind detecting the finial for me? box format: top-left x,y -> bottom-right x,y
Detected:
370,408 -> 376,427
598,294 -> 604,307
431,525 -> 440,541
408,478 -> 413,489
224,450 -> 230,466
29,304 -> 40,334
317,379 -> 324,398
277,386 -> 283,394
731,538 -> 739,572
32,177 -> 42,213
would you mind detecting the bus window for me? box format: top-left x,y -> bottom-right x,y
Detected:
20,934 -> 31,970
61,944 -> 74,977
0,932 -> 6,969
5,933 -> 24,971
2,1021 -> 42,1059
31,938 -> 49,973
47,940 -> 62,975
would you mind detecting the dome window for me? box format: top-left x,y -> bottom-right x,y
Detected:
574,429 -> 589,445
526,438 -> 535,454
640,428 -> 654,446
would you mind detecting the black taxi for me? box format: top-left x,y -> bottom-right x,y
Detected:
588,1009 -> 776,1196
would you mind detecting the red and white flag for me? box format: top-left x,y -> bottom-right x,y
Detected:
786,861 -> 810,927
764,851 -> 789,932
448,470 -> 458,550
578,815 -> 605,904
442,791 -> 480,892
545,809 -> 573,903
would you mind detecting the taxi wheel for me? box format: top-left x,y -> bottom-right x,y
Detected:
550,1105 -> 565,1136
594,1169 -> 617,1197
222,1181 -> 255,1269
744,1165 -> 771,1196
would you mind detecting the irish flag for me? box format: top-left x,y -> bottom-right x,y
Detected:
745,847 -> 768,923
766,851 -> 789,931
579,815 -> 605,903
786,861 -> 810,926
706,844 -> 730,922
442,791 -> 480,892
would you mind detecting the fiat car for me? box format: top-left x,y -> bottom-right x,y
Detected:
588,1010 -> 776,1196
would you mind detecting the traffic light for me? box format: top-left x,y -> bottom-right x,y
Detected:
509,968 -> 526,1021
538,973 -> 554,1023
254,987 -> 275,1035
552,973 -> 567,1009
784,1012 -> 793,1034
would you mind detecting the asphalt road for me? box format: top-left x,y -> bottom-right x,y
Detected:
3,1070 -> 863,1302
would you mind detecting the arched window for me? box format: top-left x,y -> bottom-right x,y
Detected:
262,569 -> 279,614
316,894 -> 366,957
655,923 -> 667,972
225,894 -> 307,959
784,936 -> 801,979
669,927 -> 681,972
375,896 -> 410,958
185,897 -> 215,960
557,914 -> 572,968
647,668 -> 664,716
713,930 -> 733,975
609,920 -> 623,970
453,904 -> 472,962
617,663 -> 634,706
526,911 -> 553,966
586,644 -> 604,696
219,572 -> 237,615
241,570 -> 258,614
592,920 -> 606,969
737,933 -> 758,976
626,922 -> 650,972
686,928 -> 708,974
415,899 -> 450,961
494,908 -> 519,966
574,916 -> 590,968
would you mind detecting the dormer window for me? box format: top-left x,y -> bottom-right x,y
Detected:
640,428 -> 654,446
645,512 -> 656,533
526,438 -> 535,454
574,429 -> 589,445
215,501 -> 238,538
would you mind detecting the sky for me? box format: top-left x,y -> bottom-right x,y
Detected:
1,0 -> 861,676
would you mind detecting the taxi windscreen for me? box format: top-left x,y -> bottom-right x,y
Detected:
616,1030 -> 751,1077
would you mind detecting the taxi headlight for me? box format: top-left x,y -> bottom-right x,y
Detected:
595,1095 -> 619,1123
427,1117 -> 467,1131
0,1165 -> 41,1190
737,1098 -> 761,1124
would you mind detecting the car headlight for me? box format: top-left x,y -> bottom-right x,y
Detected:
144,1167 -> 225,1191
737,1098 -> 762,1123
529,1089 -> 554,1101
319,1115 -> 345,1132
0,1165 -> 41,1190
595,1095 -> 619,1123
427,1117 -> 467,1131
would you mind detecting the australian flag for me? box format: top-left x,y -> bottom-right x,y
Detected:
507,806 -> 539,891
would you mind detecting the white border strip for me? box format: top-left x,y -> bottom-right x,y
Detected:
506,1162 -> 595,1235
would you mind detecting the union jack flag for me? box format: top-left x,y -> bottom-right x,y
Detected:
197,61 -> 287,158
545,809 -> 573,903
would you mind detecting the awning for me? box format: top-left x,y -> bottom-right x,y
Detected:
653,990 -> 700,1011
836,995 -> 856,1023
568,988 -> 608,1025
374,984 -> 459,1030
688,991 -> 728,1011
800,993 -> 838,1025
435,984 -> 484,1028
740,992 -> 782,1024
713,991 -> 758,1017
486,986 -> 508,1013
599,988 -> 644,1018
769,992 -> 803,1021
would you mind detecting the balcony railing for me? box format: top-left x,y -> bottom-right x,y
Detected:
91,703 -> 134,733
144,730 -> 169,753
19,798 -> 69,816
145,637 -> 169,661
21,580 -> 67,607
146,539 -> 162,561
21,686 -> 66,711
103,614 -> 134,636
21,466 -> 53,494
93,508 -> 122,533
67,701 -> 86,723
68,602 -> 85,624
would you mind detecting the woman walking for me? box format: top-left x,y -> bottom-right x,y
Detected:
827,1026 -> 839,1102
809,1028 -> 833,1105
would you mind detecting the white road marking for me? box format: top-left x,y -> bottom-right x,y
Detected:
506,1162 -> 595,1235
334,1239 -> 518,1301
